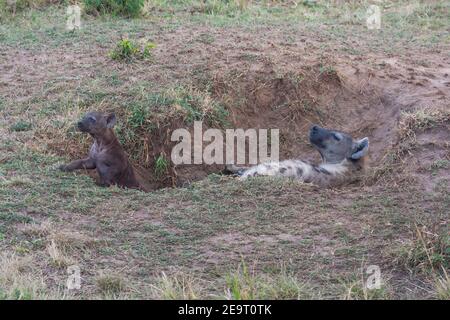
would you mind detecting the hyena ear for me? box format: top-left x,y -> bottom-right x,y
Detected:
351,137 -> 369,160
106,113 -> 116,128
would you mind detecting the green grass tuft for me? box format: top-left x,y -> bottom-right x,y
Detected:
84,0 -> 145,18
154,154 -> 169,178
10,121 -> 32,132
110,38 -> 155,61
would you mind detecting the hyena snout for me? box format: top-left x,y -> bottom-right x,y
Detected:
309,125 -> 330,146
77,118 -> 96,133
76,112 -> 116,134
77,120 -> 87,131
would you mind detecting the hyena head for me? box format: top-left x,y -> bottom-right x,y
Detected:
309,125 -> 369,164
77,111 -> 116,135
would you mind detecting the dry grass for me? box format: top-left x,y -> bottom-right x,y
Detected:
149,271 -> 205,299
0,252 -> 65,299
398,106 -> 450,142
435,269 -> 450,300
0,176 -> 34,187
49,230 -> 101,252
340,279 -> 390,300
366,106 -> 450,185
96,273 -> 126,297
147,265 -> 310,300
394,225 -> 449,273
47,240 -> 75,268
18,221 -> 52,238
224,262 -> 311,300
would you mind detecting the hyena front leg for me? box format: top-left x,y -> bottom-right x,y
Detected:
59,158 -> 96,172
225,164 -> 249,176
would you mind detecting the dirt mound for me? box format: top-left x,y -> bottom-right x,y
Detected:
169,53 -> 449,190
53,56 -> 448,191
138,60 -> 398,189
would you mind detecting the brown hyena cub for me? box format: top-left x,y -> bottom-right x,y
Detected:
227,125 -> 369,187
59,111 -> 141,190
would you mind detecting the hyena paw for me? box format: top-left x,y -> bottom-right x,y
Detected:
96,181 -> 111,188
58,164 -> 70,172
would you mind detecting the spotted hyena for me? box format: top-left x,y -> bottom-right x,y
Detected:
226,125 -> 369,187
59,111 -> 142,190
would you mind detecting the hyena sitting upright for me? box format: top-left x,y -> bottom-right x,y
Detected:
227,125 -> 369,187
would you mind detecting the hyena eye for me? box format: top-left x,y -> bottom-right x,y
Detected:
89,117 -> 96,123
333,133 -> 342,141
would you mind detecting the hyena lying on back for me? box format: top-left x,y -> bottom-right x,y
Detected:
227,125 -> 369,187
